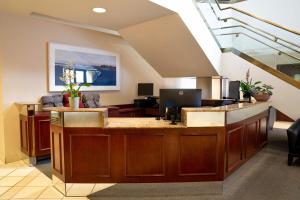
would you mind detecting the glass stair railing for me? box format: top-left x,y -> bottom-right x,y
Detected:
194,0 -> 300,88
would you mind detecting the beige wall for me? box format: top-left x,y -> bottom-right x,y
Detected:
0,46 -> 5,163
0,12 -> 167,163
196,77 -> 212,99
222,52 -> 300,120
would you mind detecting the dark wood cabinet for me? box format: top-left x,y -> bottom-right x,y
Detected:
245,121 -> 259,159
226,125 -> 244,174
259,117 -> 268,147
19,112 -> 51,160
225,111 -> 268,176
34,114 -> 51,157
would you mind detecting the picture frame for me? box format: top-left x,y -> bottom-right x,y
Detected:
48,42 -> 120,92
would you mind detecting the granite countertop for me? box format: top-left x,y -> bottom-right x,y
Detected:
15,102 -> 41,105
43,107 -> 108,112
106,118 -> 186,128
182,101 -> 269,112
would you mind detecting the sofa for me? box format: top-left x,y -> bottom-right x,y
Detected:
41,93 -> 101,108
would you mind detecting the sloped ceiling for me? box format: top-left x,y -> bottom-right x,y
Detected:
119,14 -> 218,77
0,0 -> 218,77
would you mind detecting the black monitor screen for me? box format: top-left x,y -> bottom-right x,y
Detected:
138,83 -> 154,96
159,89 -> 202,117
228,81 -> 240,100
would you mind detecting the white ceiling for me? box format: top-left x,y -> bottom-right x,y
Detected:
0,0 -> 174,30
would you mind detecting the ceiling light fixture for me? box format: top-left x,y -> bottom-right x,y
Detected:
92,7 -> 106,13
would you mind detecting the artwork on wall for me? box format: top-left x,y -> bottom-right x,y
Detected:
48,42 -> 120,92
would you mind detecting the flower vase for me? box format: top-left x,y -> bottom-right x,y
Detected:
69,97 -> 80,109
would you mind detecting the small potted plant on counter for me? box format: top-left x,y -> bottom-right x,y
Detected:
252,83 -> 273,102
240,69 -> 261,103
60,62 -> 91,109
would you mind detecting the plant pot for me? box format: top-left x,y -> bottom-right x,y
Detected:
242,92 -> 252,103
69,97 -> 80,109
253,93 -> 271,102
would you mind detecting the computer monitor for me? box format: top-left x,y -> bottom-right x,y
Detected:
138,83 -> 153,96
159,89 -> 202,119
228,81 -> 240,101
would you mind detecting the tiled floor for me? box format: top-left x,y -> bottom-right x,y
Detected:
0,161 -> 69,199
0,121 -> 298,200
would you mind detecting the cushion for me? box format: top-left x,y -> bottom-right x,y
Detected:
43,103 -> 54,108
41,94 -> 63,108
41,95 -> 53,104
82,93 -> 101,108
63,93 -> 84,108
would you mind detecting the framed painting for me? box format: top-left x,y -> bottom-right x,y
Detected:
48,43 -> 120,91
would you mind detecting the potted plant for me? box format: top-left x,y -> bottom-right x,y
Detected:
240,69 -> 260,102
60,63 -> 91,109
252,84 -> 273,102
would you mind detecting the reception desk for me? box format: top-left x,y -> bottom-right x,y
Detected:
47,102 -> 270,196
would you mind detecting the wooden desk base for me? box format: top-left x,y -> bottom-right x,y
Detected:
50,111 -> 268,184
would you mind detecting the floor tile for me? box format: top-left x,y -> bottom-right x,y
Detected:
0,168 -> 16,176
8,167 -> 34,177
38,186 -> 64,199
27,168 -> 42,177
15,175 -> 37,187
0,187 -> 11,196
27,175 -> 52,187
0,187 -> 23,199
12,186 -> 46,199
67,184 -> 95,196
0,177 -> 23,187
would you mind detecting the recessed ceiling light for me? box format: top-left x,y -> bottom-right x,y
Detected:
92,7 -> 106,13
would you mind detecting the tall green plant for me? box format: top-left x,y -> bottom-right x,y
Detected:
240,69 -> 261,96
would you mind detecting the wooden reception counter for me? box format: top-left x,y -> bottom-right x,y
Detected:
48,102 -> 270,195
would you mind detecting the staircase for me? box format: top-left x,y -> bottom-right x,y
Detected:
193,0 -> 300,119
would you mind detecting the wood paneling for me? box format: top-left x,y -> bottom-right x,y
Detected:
276,110 -> 294,122
179,134 -> 217,175
225,110 -> 268,176
125,134 -> 165,177
50,110 -> 268,183
19,112 -> 51,158
259,117 -> 268,147
51,125 -> 64,179
20,115 -> 30,155
34,116 -> 50,156
226,126 -> 244,173
69,134 -> 111,178
245,121 -> 258,159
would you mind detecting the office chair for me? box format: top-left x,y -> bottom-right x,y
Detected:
287,119 -> 300,165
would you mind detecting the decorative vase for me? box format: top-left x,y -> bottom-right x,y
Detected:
253,93 -> 271,102
243,92 -> 252,103
69,97 -> 80,109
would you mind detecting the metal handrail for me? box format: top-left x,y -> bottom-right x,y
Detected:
215,32 -> 300,62
216,17 -> 300,50
212,25 -> 300,55
204,0 -> 300,51
212,0 -> 300,36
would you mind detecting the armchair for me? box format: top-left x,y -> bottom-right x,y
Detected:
287,119 -> 300,165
